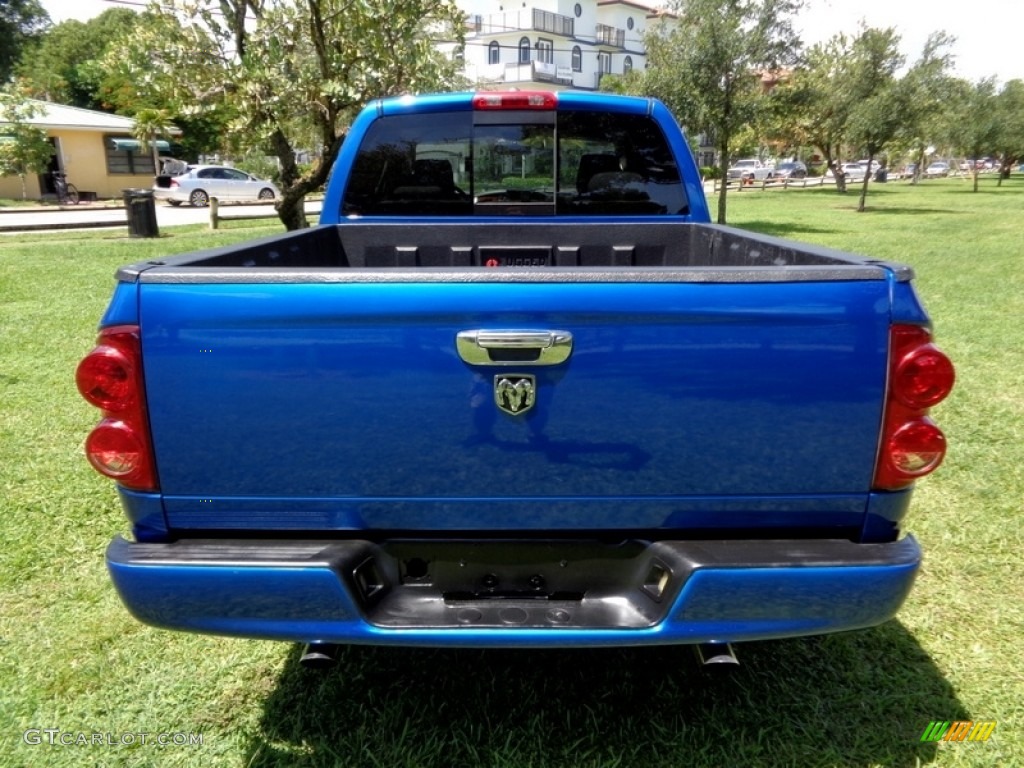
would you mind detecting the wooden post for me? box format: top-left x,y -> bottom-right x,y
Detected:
210,197 -> 219,230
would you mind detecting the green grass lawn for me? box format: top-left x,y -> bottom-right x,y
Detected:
1,181 -> 1022,767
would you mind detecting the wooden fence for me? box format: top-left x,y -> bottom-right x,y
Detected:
707,176 -> 837,194
208,198 -> 323,229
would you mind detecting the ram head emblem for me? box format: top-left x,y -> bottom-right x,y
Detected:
494,375 -> 536,416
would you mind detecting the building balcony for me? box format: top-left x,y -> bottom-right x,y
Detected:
533,9 -> 574,37
595,23 -> 626,48
466,8 -> 574,37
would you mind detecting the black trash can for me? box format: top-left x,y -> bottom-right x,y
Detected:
123,189 -> 159,238
874,168 -> 888,183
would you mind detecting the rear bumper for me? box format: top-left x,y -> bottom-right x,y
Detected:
106,535 -> 920,647
151,188 -> 187,203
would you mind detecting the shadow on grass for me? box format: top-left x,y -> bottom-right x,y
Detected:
851,207 -> 963,216
736,202 -> 962,237
733,220 -> 841,237
246,623 -> 968,768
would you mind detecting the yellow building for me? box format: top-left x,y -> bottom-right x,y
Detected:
0,100 -> 178,201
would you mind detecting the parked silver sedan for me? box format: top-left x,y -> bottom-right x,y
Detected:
153,165 -> 280,207
774,161 -> 807,179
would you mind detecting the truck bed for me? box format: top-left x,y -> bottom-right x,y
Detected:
119,221 -> 907,277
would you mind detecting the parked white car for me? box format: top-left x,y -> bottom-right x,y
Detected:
153,165 -> 280,207
727,158 -> 775,182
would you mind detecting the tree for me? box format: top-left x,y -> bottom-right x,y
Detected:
844,27 -> 905,211
597,69 -> 647,97
640,0 -> 804,224
0,88 -> 53,199
895,33 -> 956,185
993,79 -> 1024,185
774,33 -> 855,191
131,108 -> 176,175
104,0 -> 465,230
0,0 -> 49,83
948,78 -> 1001,192
15,9 -> 140,110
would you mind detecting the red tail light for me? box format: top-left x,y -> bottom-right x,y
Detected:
76,344 -> 136,411
76,326 -> 158,491
873,325 -> 955,490
473,91 -> 557,110
85,421 -> 149,478
892,339 -> 956,409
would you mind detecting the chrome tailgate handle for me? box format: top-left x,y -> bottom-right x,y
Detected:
456,330 -> 573,366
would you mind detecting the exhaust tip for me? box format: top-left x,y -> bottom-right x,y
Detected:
300,643 -> 339,670
693,642 -> 739,668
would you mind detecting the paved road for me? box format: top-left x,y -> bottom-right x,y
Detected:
0,199 -> 323,234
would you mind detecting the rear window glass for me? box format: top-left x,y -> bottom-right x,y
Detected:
342,110 -> 687,217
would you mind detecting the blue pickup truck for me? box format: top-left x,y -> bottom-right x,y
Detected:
77,91 -> 954,664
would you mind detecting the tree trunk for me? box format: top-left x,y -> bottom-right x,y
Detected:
856,154 -> 873,212
716,145 -> 729,224
910,147 -> 926,186
270,127 -> 309,231
270,128 -> 346,232
998,158 -> 1010,186
826,158 -> 846,194
276,188 -> 309,231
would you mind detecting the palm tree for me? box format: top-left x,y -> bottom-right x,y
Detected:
131,108 -> 175,174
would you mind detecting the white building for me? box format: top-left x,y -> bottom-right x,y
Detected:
455,0 -> 672,91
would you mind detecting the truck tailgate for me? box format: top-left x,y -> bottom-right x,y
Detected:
138,275 -> 892,532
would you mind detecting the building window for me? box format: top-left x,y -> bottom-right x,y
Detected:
627,17 -> 634,30
104,136 -> 157,175
597,51 -> 612,74
488,40 -> 500,65
536,38 -> 553,64
571,45 -> 582,72
623,56 -> 633,74
574,3 -> 582,17
518,37 -> 531,64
